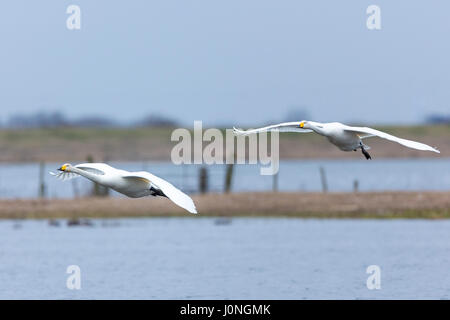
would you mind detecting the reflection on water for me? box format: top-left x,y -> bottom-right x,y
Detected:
1,217 -> 450,299
0,158 -> 449,199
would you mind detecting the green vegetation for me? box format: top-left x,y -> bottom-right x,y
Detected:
0,124 -> 448,162
1,124 -> 447,144
4,208 -> 450,220
2,191 -> 449,220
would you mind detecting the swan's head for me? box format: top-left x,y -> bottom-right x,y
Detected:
299,120 -> 323,130
299,121 -> 310,129
58,163 -> 72,172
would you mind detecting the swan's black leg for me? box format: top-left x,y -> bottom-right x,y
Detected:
361,147 -> 371,160
150,187 -> 167,197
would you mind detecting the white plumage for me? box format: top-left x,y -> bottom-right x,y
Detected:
50,163 -> 197,214
234,121 -> 439,159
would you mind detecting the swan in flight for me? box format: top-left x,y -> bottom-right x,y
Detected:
233,121 -> 440,159
50,163 -> 197,214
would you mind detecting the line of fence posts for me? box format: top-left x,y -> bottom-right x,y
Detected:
319,167 -> 359,193
195,165 -> 361,194
36,161 -> 362,198
197,163 -> 235,195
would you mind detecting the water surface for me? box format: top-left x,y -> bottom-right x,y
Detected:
1,218 -> 450,299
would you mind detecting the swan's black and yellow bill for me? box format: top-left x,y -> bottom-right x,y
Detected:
58,164 -> 68,172
299,121 -> 305,128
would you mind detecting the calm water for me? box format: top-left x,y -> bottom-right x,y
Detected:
1,217 -> 450,299
0,158 -> 449,198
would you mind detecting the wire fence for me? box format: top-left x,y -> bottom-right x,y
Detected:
0,158 -> 449,199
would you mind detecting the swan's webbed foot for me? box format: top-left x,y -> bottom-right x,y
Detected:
150,187 -> 167,198
361,147 -> 372,160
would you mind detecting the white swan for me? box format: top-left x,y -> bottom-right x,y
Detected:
50,163 -> 197,214
233,121 -> 440,159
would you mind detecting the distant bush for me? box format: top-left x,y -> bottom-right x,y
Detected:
8,111 -> 68,128
135,113 -> 179,127
70,116 -> 116,128
7,111 -> 116,128
426,114 -> 450,125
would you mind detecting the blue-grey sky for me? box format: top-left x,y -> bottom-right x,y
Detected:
0,0 -> 449,126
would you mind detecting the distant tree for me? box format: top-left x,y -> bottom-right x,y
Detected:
71,116 -> 116,127
7,111 -> 118,128
426,114 -> 450,124
8,111 -> 68,128
136,113 -> 178,127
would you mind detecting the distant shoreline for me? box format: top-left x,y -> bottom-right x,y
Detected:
0,125 -> 447,162
1,191 -> 449,220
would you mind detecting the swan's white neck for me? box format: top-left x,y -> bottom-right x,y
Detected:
70,167 -> 102,183
308,121 -> 326,135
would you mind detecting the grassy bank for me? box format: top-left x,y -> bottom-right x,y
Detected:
1,191 -> 449,220
0,125 -> 448,162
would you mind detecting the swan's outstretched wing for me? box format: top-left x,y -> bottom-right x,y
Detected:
74,163 -> 108,175
49,171 -> 80,181
124,171 -> 197,214
344,126 -> 440,153
233,122 -> 313,135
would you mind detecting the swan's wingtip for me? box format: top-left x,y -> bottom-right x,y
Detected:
233,127 -> 245,135
431,146 -> 440,153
